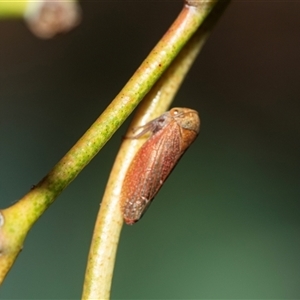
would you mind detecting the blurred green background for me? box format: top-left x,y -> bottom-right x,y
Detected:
1,1 -> 300,299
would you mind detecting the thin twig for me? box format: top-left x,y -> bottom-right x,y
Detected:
82,1 -> 230,299
0,0 -> 227,287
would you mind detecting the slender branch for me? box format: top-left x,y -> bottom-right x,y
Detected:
0,1 -> 27,18
82,1 -> 231,299
0,0 -> 219,284
81,22 -> 203,300
0,1 -> 230,288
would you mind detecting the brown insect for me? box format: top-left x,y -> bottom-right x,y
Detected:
120,107 -> 200,225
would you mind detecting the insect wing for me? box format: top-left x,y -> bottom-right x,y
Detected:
122,121 -> 182,224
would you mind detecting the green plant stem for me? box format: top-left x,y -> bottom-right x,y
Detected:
81,1 -> 231,299
0,0 -> 223,286
0,1 -> 27,18
81,24 -> 204,300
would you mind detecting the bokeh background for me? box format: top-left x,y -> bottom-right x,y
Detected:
1,1 -> 300,298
